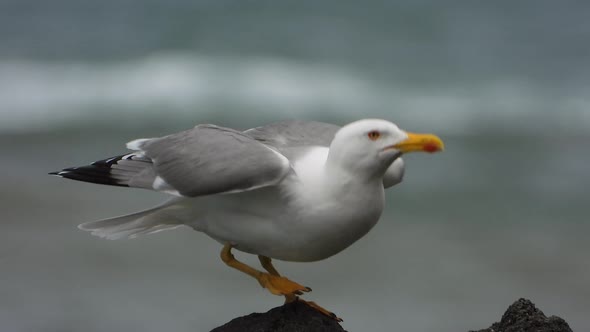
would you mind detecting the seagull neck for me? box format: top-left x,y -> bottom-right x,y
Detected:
323,154 -> 382,190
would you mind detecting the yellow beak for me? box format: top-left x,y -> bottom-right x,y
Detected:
393,132 -> 445,153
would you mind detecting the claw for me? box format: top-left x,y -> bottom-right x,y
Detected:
299,299 -> 343,322
257,273 -> 311,297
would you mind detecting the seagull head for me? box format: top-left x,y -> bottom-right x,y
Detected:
328,119 -> 444,178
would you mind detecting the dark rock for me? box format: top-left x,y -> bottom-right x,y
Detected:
210,300 -> 346,332
471,298 -> 573,332
212,297 -> 574,332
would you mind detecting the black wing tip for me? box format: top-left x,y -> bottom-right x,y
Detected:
49,153 -> 134,188
51,167 -> 130,188
90,154 -> 130,167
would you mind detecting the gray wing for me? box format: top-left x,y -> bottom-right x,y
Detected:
131,124 -> 290,196
245,120 -> 405,188
53,124 -> 290,197
245,120 -> 340,149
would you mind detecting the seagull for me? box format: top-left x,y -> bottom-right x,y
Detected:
50,119 -> 444,321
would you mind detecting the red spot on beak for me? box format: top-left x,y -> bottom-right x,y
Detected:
423,143 -> 440,153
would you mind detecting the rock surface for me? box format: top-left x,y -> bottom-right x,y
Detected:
211,298 -> 573,332
471,298 -> 572,332
210,300 -> 345,332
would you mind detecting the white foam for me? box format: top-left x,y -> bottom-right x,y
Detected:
0,53 -> 588,135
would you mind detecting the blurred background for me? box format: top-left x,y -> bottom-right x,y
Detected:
1,1 -> 589,331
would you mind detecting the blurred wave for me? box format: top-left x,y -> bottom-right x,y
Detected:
2,53 -> 588,135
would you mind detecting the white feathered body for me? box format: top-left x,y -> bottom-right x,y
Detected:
176,147 -> 385,262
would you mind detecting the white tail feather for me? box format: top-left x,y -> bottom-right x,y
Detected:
126,138 -> 152,151
78,200 -> 184,240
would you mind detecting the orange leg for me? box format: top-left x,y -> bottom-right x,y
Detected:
220,244 -> 311,296
257,255 -> 342,322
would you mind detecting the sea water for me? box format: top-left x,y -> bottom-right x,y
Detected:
1,1 -> 589,331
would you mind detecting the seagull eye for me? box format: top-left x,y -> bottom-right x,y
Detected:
367,130 -> 381,141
